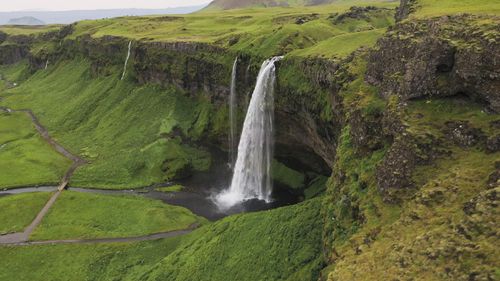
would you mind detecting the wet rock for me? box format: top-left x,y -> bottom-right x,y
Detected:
444,121 -> 485,147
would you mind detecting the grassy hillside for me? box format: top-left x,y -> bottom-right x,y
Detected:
69,1 -> 397,58
0,198 -> 323,281
411,0 -> 500,18
0,111 -> 71,188
205,0 -> 398,10
138,198 -> 324,281
0,25 -> 62,36
30,191 -> 204,240
0,237 -> 184,281
0,192 -> 53,235
1,59 -> 212,189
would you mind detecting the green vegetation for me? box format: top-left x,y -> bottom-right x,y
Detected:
68,1 -> 396,58
1,59 -> 211,189
0,192 -> 52,235
140,198 -> 324,281
291,28 -> 387,58
0,198 -> 323,281
0,111 -> 71,188
30,191 -> 203,240
0,25 -> 62,36
327,146 -> 499,280
0,60 -> 30,85
411,0 -> 500,18
0,237 -> 184,281
155,185 -> 184,193
272,160 -> 305,189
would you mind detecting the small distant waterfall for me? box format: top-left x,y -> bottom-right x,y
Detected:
121,41 -> 132,80
44,60 -> 49,70
228,57 -> 238,169
216,56 -> 282,209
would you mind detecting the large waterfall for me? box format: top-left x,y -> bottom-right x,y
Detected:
229,57 -> 238,169
121,41 -> 132,80
216,56 -> 282,210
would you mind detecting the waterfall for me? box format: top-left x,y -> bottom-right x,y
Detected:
216,56 -> 282,209
228,57 -> 238,169
44,60 -> 49,70
121,41 -> 132,80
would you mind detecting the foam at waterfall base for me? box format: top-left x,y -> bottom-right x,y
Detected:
214,187 -> 273,211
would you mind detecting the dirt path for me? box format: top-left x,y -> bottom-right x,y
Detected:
2,223 -> 199,246
0,105 -> 201,246
0,106 -> 87,244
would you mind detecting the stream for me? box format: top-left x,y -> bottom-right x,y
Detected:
0,148 -> 299,221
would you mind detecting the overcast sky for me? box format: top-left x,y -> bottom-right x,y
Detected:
0,0 -> 212,12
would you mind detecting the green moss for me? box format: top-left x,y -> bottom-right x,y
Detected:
155,185 -> 184,193
272,159 -> 306,189
30,191 -> 204,240
304,175 -> 328,199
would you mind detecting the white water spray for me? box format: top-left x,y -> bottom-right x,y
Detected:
44,60 -> 49,70
228,57 -> 238,169
121,41 -> 132,80
216,56 -> 282,210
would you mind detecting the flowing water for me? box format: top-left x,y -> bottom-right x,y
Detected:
216,56 -> 282,210
44,60 -> 49,70
229,57 -> 238,169
121,41 -> 132,80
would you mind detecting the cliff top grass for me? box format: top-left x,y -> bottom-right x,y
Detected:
30,191 -> 205,240
0,25 -> 62,36
410,0 -> 500,19
68,1 -> 397,58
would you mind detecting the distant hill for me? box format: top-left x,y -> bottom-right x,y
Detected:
0,5 -> 207,25
7,16 -> 45,25
206,0 -> 335,9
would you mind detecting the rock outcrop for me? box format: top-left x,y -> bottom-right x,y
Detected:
367,15 -> 500,113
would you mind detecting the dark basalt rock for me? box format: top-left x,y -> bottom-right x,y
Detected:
332,6 -> 378,24
366,15 -> 500,113
486,135 -> 500,153
487,169 -> 499,189
0,31 -> 7,44
376,138 -> 417,197
349,109 -> 384,154
444,121 -> 486,148
395,0 -> 418,22
0,44 -> 29,65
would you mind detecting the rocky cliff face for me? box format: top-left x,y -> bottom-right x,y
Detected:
321,3 -> 500,280
367,15 -> 500,113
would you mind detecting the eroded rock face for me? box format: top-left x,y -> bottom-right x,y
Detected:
0,44 -> 29,65
366,16 -> 500,112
